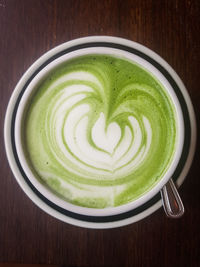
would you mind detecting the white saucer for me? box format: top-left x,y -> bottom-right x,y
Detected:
4,36 -> 196,229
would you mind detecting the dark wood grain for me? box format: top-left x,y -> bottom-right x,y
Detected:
0,0 -> 200,266
0,264 -> 58,267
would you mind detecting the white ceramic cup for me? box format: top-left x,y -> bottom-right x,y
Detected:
4,37 -> 185,220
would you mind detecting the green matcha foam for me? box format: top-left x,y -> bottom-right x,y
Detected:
24,54 -> 177,208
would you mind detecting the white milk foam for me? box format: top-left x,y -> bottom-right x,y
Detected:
46,73 -> 152,178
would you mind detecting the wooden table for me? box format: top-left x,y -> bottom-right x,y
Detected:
0,0 -> 199,266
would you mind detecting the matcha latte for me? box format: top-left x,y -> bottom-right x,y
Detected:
24,54 -> 177,209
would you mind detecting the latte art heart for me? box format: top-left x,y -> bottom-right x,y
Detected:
24,55 -> 177,208
92,112 -> 121,154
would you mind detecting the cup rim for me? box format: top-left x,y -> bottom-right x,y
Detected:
14,46 -> 184,216
4,36 -> 196,227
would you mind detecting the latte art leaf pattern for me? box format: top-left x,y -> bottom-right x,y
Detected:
25,55 -> 176,208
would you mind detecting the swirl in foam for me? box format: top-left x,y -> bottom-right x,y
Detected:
25,55 -> 177,208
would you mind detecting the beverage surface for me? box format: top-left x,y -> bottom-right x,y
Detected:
24,54 -> 177,208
